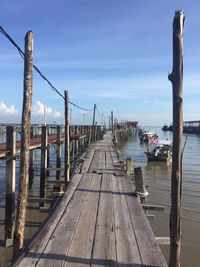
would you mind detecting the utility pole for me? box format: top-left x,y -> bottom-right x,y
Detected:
168,10 -> 185,267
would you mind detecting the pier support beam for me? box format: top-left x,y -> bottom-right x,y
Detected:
5,126 -> 16,247
56,125 -> 61,180
64,90 -> 70,183
168,10 -> 185,267
28,149 -> 34,189
40,126 -> 47,207
134,167 -> 148,197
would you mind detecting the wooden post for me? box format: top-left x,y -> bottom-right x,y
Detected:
28,149 -> 34,189
134,167 -> 148,197
92,104 -> 96,143
168,10 -> 185,267
88,125 -> 92,147
126,157 -> 132,176
28,129 -> 34,189
74,125 -> 78,156
46,145 -> 50,177
40,126 -> 47,207
56,125 -> 61,180
5,126 -> 16,247
13,31 -> 33,258
111,111 -> 114,133
94,122 -> 97,142
64,90 -> 70,183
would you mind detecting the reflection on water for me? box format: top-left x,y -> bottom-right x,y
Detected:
120,127 -> 200,267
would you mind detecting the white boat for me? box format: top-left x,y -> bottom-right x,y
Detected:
145,140 -> 172,162
138,130 -> 157,143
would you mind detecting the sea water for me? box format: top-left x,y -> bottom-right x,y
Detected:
120,126 -> 200,267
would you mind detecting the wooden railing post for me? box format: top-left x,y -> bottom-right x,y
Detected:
168,10 -> 185,267
126,157 -> 132,176
64,90 -> 70,183
5,126 -> 16,247
13,31 -> 33,258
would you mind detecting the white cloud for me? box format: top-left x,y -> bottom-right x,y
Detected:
32,101 -> 63,119
0,101 -> 18,115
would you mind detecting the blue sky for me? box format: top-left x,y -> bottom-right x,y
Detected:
0,1 -> 200,126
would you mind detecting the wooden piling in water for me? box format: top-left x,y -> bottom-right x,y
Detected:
40,126 -> 47,207
28,129 -> 34,189
168,10 -> 185,267
13,31 -> 33,258
91,104 -> 96,143
46,144 -> 50,178
74,125 -> 78,156
28,149 -> 34,189
5,126 -> 16,247
134,167 -> 148,197
56,125 -> 61,180
64,90 -> 70,183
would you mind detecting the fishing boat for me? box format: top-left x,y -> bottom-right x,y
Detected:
138,130 -> 157,143
145,140 -> 172,162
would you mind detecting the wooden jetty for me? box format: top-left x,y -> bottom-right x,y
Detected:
12,131 -> 167,267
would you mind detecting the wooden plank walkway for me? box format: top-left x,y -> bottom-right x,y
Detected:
13,132 -> 167,267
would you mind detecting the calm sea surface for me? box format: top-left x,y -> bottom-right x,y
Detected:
120,126 -> 200,267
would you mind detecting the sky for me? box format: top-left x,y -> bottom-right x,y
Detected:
0,0 -> 200,126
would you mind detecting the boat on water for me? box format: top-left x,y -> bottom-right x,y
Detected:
145,140 -> 172,162
138,130 -> 158,143
162,123 -> 173,131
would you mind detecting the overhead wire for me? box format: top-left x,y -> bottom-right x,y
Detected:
0,25 -> 93,112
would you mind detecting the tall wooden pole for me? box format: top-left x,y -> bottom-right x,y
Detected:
168,10 -> 185,267
13,31 -> 33,258
64,90 -> 70,183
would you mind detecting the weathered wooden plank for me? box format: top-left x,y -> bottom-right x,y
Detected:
112,174 -> 141,265
96,147 -> 106,173
120,175 -> 168,266
105,149 -> 114,174
80,148 -> 95,174
91,173 -> 116,267
64,173 -> 101,267
35,173 -> 94,267
110,148 -> 125,176
88,150 -> 100,173
14,174 -> 83,267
